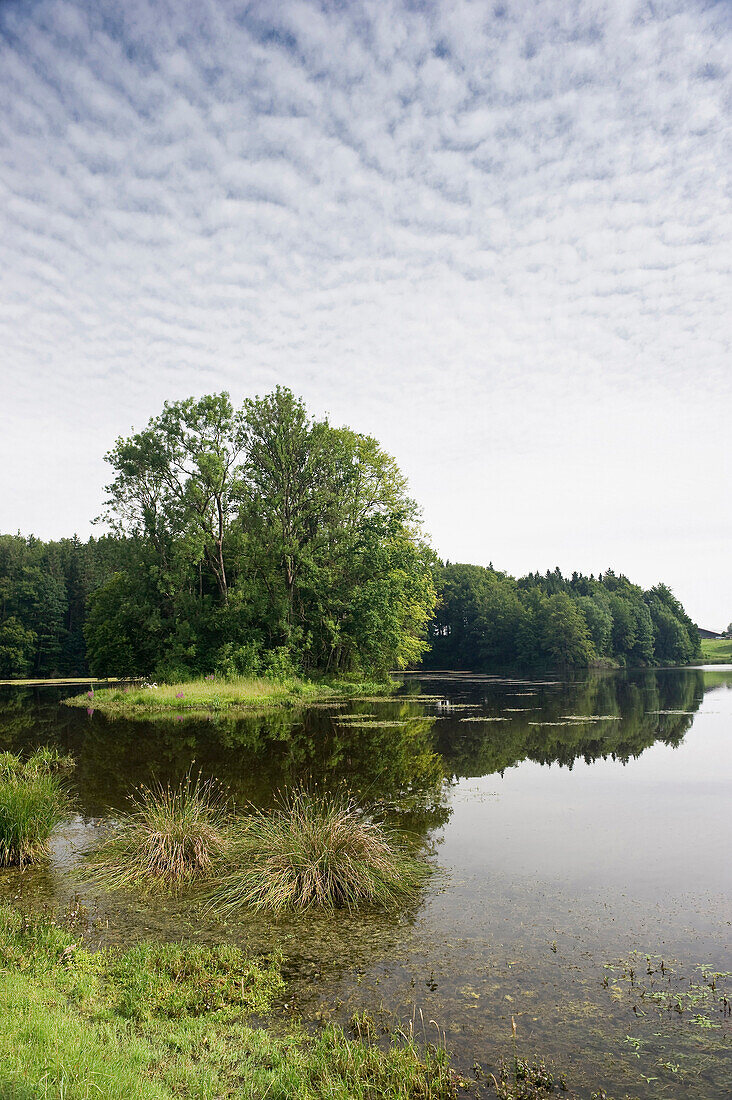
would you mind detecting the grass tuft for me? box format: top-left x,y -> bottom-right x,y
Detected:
209,790 -> 430,915
87,775 -> 231,894
0,766 -> 72,867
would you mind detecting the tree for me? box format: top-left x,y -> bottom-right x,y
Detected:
540,593 -> 596,667
84,388 -> 437,678
102,394 -> 246,602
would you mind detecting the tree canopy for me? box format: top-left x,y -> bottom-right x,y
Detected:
84,388 -> 437,679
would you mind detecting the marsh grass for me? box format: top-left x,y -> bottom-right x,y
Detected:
210,790 -> 429,915
0,770 -> 71,867
87,775 -> 232,894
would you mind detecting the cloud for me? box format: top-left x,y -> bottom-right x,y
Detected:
0,0 -> 730,623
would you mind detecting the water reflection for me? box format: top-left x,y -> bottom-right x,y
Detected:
0,668 -> 730,1099
0,670 -> 707,821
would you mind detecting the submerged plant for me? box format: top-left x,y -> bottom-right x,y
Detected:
0,770 -> 72,866
87,775 -> 231,894
209,790 -> 430,915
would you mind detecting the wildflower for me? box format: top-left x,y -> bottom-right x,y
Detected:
175,692 -> 184,699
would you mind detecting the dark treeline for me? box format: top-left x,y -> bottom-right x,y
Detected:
1,389 -> 436,680
424,563 -> 701,669
0,534 -> 121,678
0,389 -> 701,679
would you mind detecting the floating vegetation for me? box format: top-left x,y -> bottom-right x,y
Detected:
527,720 -> 586,727
332,713 -> 379,722
341,696 -> 407,704
559,715 -> 621,722
434,703 -> 483,710
208,790 -> 430,914
491,1056 -> 569,1099
602,951 -> 732,1032
87,775 -> 232,894
335,720 -> 413,730
503,708 -> 533,712
648,709 -> 695,715
402,694 -> 450,702
459,716 -> 508,722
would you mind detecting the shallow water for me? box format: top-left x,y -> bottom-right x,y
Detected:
1,667 -> 731,1098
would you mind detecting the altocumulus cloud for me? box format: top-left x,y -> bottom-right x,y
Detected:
0,0 -> 730,624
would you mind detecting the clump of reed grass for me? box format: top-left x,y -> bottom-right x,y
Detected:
209,790 -> 430,915
0,768 -> 72,866
87,775 -> 231,894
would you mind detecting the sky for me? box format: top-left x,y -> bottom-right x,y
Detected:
0,0 -> 730,629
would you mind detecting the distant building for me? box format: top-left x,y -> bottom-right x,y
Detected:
698,627 -> 724,639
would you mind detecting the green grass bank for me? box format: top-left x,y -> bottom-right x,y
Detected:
62,674 -> 395,718
699,637 -> 732,664
0,904 -> 459,1100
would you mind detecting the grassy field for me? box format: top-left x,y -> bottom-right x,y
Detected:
0,903 -> 459,1100
62,674 -> 395,717
699,637 -> 732,664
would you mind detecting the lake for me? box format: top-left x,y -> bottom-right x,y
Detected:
1,666 -> 730,1099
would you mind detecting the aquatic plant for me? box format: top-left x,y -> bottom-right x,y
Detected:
0,769 -> 71,866
209,790 -> 430,914
87,775 -> 231,894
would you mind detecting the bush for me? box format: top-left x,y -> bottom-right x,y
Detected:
262,645 -> 299,680
214,640 -> 264,678
209,790 -> 430,915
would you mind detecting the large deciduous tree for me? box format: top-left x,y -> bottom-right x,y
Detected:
102,393 -> 246,602
89,388 -> 437,677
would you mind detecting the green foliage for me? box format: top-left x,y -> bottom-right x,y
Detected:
66,388 -> 436,680
63,673 -> 360,717
0,391 -> 700,681
105,940 -> 284,1022
426,564 -> 701,670
209,790 -> 430,914
0,533 -> 118,677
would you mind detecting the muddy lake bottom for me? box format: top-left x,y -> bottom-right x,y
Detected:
1,667 -> 731,1098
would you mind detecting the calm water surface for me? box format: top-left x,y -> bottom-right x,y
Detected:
1,667 -> 730,1099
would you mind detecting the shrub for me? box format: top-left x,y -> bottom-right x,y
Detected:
0,770 -> 71,866
87,775 -> 231,894
209,790 -> 429,915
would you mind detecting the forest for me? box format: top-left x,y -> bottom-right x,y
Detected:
425,562 -> 701,669
0,389 -> 700,680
